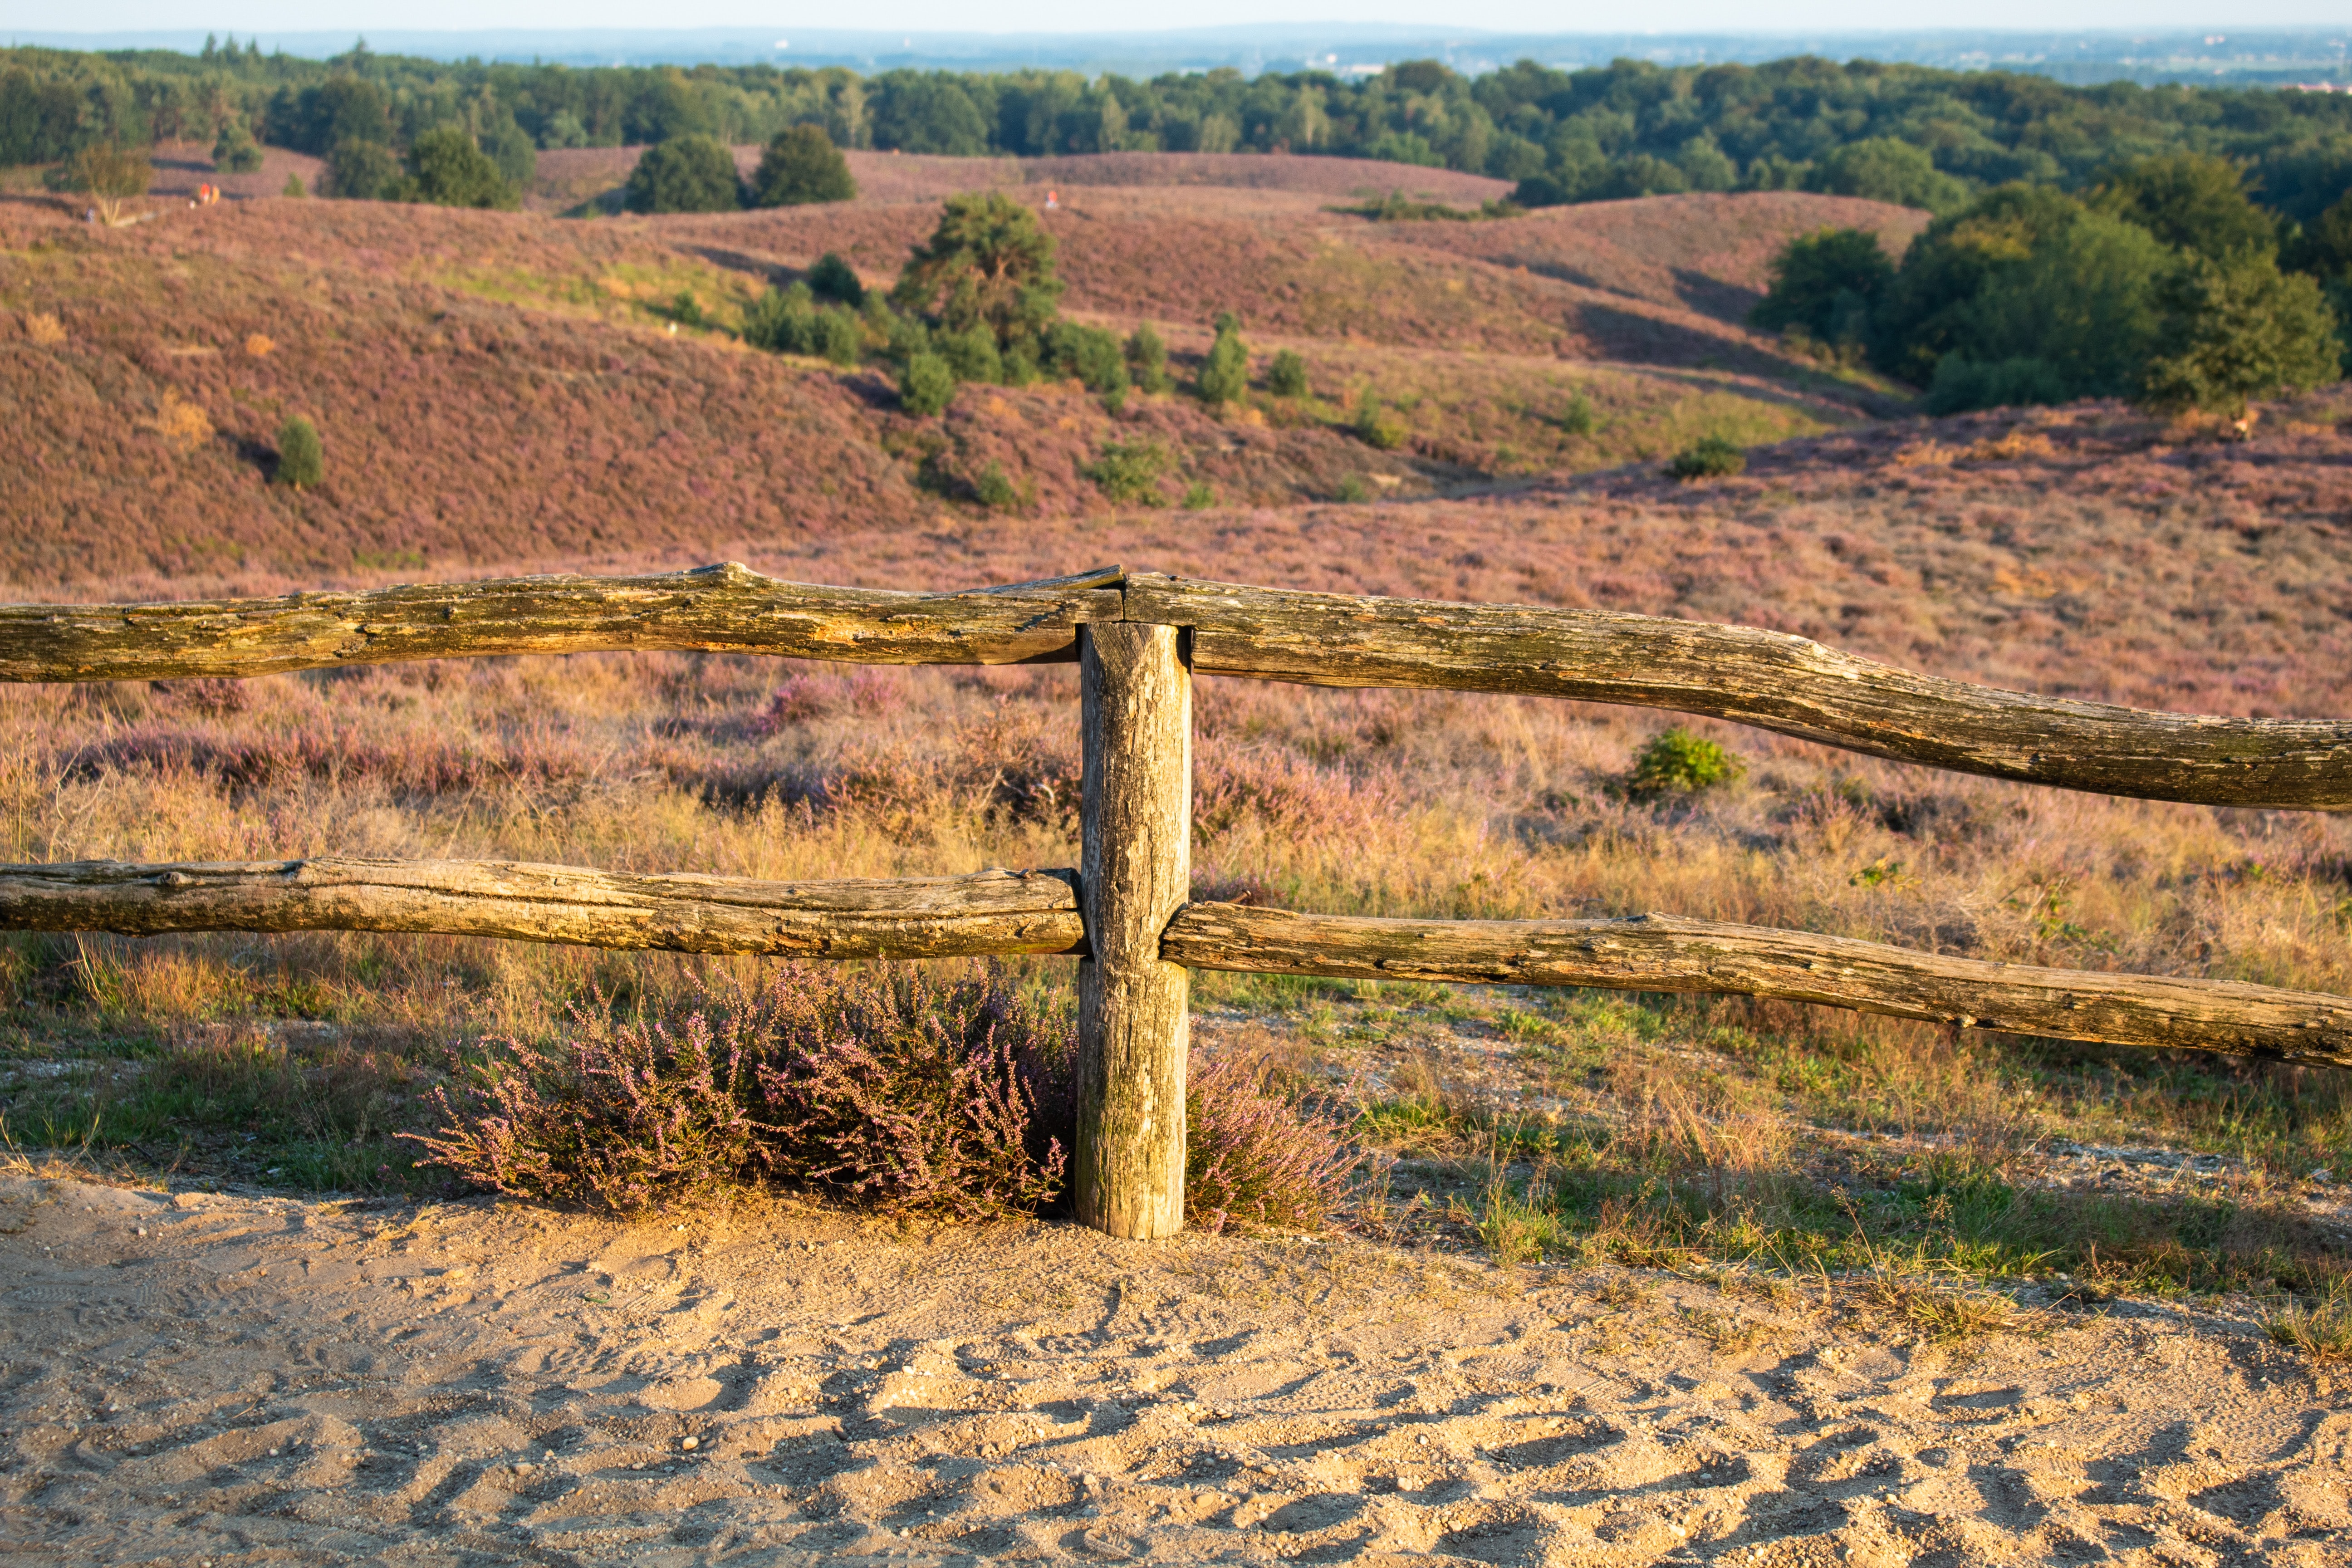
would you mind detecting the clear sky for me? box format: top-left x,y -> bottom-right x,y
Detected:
26,4 -> 2352,36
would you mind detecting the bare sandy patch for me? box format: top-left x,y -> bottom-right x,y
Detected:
0,1173 -> 2344,1565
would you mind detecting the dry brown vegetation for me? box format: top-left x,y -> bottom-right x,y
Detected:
2,157 -> 2349,1337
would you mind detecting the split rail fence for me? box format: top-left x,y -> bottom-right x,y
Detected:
1,562 -> 2347,1237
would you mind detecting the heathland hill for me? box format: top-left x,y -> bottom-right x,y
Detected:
4,160 -> 1921,590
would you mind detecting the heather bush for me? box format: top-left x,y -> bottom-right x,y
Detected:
1186,1053 -> 1353,1232
1627,728 -> 1743,800
274,416 -> 323,488
1667,435 -> 1744,480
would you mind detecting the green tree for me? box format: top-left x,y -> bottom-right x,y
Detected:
275,416 -> 323,488
323,137 -> 401,201
891,192 -> 1063,357
211,120 -> 263,173
747,124 -> 856,207
1196,316 -> 1249,407
1749,227 -> 1895,351
899,352 -> 955,416
2090,152 -> 2277,262
1803,138 -> 1969,214
1125,323 -> 1171,393
624,134 -> 740,215
405,124 -> 519,210
1267,348 -> 1308,397
807,252 -> 864,306
2137,252 -> 2342,421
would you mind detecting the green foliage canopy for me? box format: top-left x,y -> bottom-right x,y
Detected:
624,132 -> 740,214
891,192 -> 1063,356
747,123 -> 855,206
404,123 -> 518,209
1749,227 -> 1896,348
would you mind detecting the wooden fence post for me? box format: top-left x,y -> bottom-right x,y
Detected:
1075,622 -> 1191,1238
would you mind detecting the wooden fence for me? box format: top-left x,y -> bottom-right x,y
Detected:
3,563 -> 2347,1237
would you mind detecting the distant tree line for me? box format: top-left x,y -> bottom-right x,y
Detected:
1753,152 -> 2350,416
5,43 -> 2352,225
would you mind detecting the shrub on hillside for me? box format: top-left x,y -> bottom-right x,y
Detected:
405,124 -> 519,211
899,352 -> 956,416
625,134 -> 740,214
1083,438 -> 1174,505
807,251 -> 865,307
891,191 -> 1063,359
1667,435 -> 1744,480
1126,323 -> 1172,393
1351,393 -> 1409,450
1197,314 -> 1249,407
212,121 -> 263,174
56,142 -> 149,225
323,137 -> 401,201
1267,348 -> 1309,397
406,964 -> 1354,1226
748,124 -> 857,207
1627,729 -> 1743,800
743,282 -> 862,365
1045,320 -> 1129,407
1558,390 -> 1596,435
1750,227 -> 1894,355
274,416 -> 323,488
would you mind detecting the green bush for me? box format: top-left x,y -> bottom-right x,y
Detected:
1667,436 -> 1744,480
1046,320 -> 1129,407
1558,390 -> 1596,435
1926,354 -> 2067,414
1628,729 -> 1742,800
212,121 -> 263,174
323,137 -> 400,201
891,191 -> 1062,356
1181,479 -> 1215,509
274,416 -> 323,489
1126,323 -> 1172,393
2137,251 -> 2342,420
1083,439 -> 1174,505
1803,137 -> 1970,214
899,353 -> 955,416
1351,394 -> 1409,450
624,134 -> 740,214
1267,348 -> 1309,397
807,251 -> 865,306
1333,473 -> 1372,503
405,123 -> 519,211
281,172 -> 306,198
747,124 -> 856,207
937,323 -> 1003,383
1751,227 -> 1893,351
1197,316 -> 1249,407
975,461 -> 1021,510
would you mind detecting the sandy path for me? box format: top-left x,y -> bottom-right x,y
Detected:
0,1174 -> 2346,1566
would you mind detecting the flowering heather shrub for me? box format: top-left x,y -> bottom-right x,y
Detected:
1186,1052 -> 1354,1233
403,1000 -> 768,1214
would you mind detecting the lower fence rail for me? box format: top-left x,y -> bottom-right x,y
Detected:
2,857 -> 2345,1066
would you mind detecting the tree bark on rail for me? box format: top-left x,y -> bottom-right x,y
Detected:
1076,624 -> 1192,1240
1124,575 -> 2352,811
1160,903 -> 2352,1067
0,564 -> 1126,683
0,859 -> 1086,958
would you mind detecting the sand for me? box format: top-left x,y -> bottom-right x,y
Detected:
1,1172 -> 2346,1566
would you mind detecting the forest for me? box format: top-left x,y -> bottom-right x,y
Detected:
6,40 -> 2352,222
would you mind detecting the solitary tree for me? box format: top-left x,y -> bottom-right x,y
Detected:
891,192 -> 1062,355
324,137 -> 401,201
624,134 -> 740,215
66,143 -> 150,225
406,124 -> 519,210
1196,315 -> 1249,407
275,416 -> 323,489
748,125 -> 856,207
211,120 -> 263,174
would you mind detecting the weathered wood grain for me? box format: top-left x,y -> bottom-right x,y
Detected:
1125,574 -> 2352,810
0,859 -> 1085,958
0,564 -> 1127,682
1075,624 -> 1193,1240
1160,903 -> 2352,1066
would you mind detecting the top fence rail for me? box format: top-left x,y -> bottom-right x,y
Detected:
3,562 -> 2345,811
